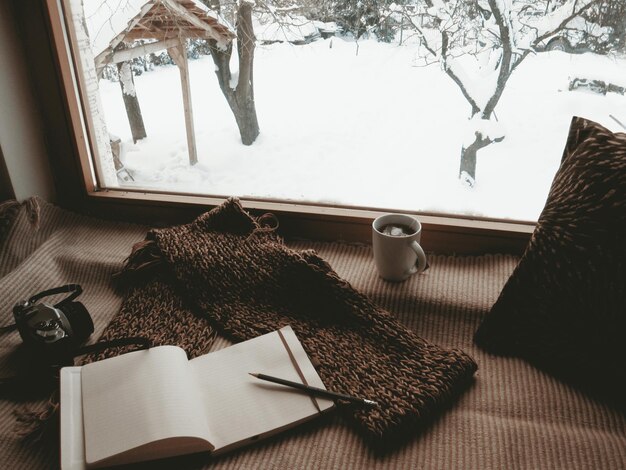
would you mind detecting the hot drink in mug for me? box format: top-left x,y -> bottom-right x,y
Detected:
372,214 -> 428,282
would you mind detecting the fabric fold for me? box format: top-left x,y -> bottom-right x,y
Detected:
95,197 -> 477,445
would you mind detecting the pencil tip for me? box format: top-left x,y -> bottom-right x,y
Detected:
249,372 -> 259,377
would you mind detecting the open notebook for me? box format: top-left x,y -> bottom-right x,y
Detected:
60,326 -> 334,469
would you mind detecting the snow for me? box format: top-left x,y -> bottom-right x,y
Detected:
528,0 -> 596,39
312,21 -> 338,34
83,0 -> 151,55
119,62 -> 136,96
82,0 -> 234,56
96,37 -> 626,222
463,116 -> 505,147
566,16 -> 608,36
253,13 -> 319,44
440,52 -> 503,112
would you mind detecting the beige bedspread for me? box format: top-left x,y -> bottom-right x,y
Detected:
0,200 -> 624,469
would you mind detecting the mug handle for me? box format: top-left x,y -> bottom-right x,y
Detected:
408,241 -> 428,275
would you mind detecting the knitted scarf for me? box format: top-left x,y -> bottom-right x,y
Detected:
93,198 -> 477,447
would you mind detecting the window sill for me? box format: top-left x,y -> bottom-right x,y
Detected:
86,189 -> 534,255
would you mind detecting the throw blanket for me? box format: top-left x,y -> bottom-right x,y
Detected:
92,198 -> 477,446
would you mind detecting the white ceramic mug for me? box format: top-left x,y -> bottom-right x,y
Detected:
372,214 -> 428,282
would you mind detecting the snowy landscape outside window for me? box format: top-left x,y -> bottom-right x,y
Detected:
65,0 -> 626,222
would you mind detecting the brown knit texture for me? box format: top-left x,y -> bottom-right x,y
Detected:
2,199 -> 624,469
99,198 -> 477,445
474,117 -> 626,407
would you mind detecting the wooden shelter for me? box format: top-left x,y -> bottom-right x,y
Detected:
93,0 -> 235,165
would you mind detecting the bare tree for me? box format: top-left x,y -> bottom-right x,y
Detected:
406,0 -> 604,186
203,0 -> 323,145
206,0 -> 260,145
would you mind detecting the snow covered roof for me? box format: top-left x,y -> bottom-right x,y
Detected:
85,0 -> 235,64
253,13 -> 320,44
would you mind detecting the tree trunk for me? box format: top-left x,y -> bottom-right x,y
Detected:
459,133 -> 492,187
118,61 -> 146,143
208,2 -> 259,145
455,1 -> 513,186
459,110 -> 503,187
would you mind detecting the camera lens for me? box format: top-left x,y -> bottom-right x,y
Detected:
61,302 -> 94,343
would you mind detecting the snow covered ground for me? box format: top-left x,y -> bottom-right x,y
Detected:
98,38 -> 626,221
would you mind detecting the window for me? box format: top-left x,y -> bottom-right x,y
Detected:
53,0 -> 625,224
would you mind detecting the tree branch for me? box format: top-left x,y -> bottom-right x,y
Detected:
483,0 -> 513,117
441,31 -> 481,115
512,0 -> 603,72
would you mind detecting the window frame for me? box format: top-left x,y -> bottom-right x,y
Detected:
41,0 -> 534,254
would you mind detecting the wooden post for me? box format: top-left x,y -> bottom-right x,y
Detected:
118,60 -> 147,144
168,40 -> 198,165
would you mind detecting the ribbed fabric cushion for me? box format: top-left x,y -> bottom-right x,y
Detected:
1,199 -> 624,469
474,117 -> 626,406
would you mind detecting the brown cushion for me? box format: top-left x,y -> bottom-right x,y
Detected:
474,117 -> 626,406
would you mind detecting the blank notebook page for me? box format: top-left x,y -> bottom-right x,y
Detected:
81,346 -> 212,465
189,326 -> 334,452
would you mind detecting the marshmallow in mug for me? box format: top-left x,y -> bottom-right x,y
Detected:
372,214 -> 427,282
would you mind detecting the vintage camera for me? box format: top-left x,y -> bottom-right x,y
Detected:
12,284 -> 94,366
2,285 -> 150,394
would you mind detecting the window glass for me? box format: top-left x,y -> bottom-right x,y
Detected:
66,0 -> 626,221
